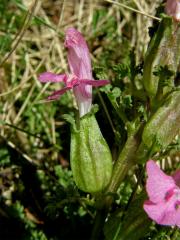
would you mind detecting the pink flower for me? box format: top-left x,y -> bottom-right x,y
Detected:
39,28 -> 110,117
165,0 -> 180,21
143,160 -> 180,227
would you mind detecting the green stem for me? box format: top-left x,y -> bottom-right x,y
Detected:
109,99 -> 129,125
90,208 -> 107,240
97,90 -> 117,136
107,132 -> 141,193
91,127 -> 143,239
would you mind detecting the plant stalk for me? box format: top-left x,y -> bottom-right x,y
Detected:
91,126 -> 143,239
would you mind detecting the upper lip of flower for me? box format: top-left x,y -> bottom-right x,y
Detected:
64,35 -> 79,47
64,27 -> 83,48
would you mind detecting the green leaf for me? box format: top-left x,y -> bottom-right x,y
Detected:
0,147 -> 10,167
104,193 -> 151,240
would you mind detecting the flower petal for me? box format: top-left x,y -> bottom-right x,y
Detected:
65,28 -> 93,117
146,160 -> 175,203
80,79 -> 110,86
143,200 -> 166,224
160,208 -> 180,226
65,28 -> 92,79
73,85 -> 92,117
165,0 -> 180,21
47,87 -> 71,100
39,72 -> 66,83
175,208 -> 180,227
143,197 -> 178,226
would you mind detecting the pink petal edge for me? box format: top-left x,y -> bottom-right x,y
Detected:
143,198 -> 177,226
146,160 -> 175,203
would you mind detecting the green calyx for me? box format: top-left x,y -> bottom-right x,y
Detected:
142,90 -> 180,152
70,111 -> 113,193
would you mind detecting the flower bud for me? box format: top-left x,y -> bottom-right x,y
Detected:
142,90 -> 180,151
143,17 -> 180,97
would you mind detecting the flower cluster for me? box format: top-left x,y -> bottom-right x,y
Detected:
39,28 -> 110,117
144,160 -> 180,227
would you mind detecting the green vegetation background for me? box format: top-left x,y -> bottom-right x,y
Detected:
0,0 -> 179,239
